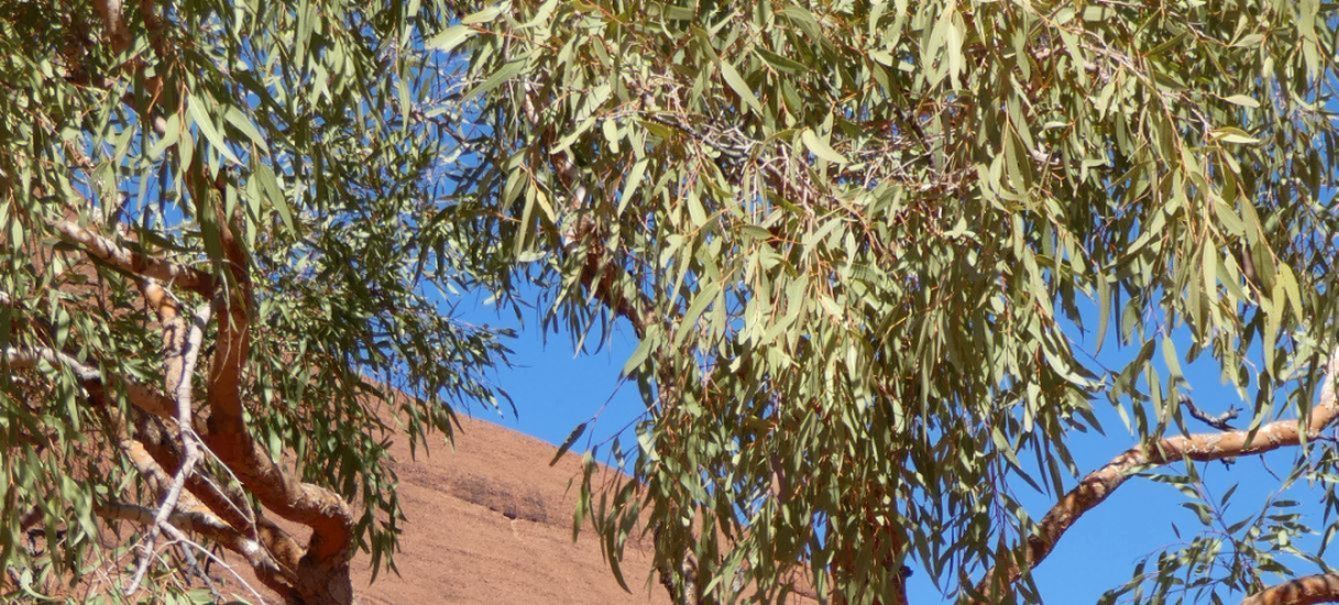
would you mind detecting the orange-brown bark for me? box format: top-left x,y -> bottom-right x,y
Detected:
973,348 -> 1339,601
49,208 -> 353,602
196,208 -> 353,601
1242,573 -> 1339,605
133,417 -> 305,573
49,2 -> 355,601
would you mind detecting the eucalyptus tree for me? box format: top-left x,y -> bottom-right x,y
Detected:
449,1 -> 1339,603
0,1 -> 506,603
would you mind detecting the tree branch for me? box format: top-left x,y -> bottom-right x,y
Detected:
1242,573 -> 1339,605
3,323 -> 288,563
98,502 -> 295,602
55,221 -> 216,295
90,0 -> 131,53
5,343 -> 304,587
4,346 -> 100,382
199,207 -> 353,566
4,344 -> 178,419
118,422 -> 299,600
94,396 -> 297,599
519,86 -> 651,338
1180,393 -> 1241,431
972,347 -> 1339,601
125,287 -> 212,595
132,416 -> 304,574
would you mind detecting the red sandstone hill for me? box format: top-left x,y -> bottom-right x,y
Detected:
343,415 -> 670,605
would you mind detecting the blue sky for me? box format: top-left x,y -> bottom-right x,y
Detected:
453,290 -> 1337,603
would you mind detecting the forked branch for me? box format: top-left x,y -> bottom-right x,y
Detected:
98,502 -> 293,601
195,206 -> 353,585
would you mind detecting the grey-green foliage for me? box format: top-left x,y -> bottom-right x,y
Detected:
0,0 -> 506,600
448,0 -> 1339,602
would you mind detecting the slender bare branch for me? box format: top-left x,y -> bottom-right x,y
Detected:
1242,573 -> 1339,605
133,417 -> 304,574
98,399 -> 299,599
1180,393 -> 1241,431
157,523 -> 249,605
6,338 -> 303,594
973,348 -> 1339,601
125,291 -> 212,596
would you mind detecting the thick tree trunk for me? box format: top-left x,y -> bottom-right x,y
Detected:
294,555 -> 354,605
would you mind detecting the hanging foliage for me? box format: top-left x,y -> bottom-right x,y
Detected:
450,1 -> 1339,603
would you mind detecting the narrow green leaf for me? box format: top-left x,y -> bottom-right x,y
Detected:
187,95 -> 242,165
801,129 -> 849,164
617,159 -> 648,215
550,422 -> 588,466
223,107 -> 269,153
253,162 -> 296,236
719,60 -> 763,114
1277,264 -> 1304,321
1222,94 -> 1260,108
467,61 -> 526,99
427,25 -> 475,53
462,5 -> 504,24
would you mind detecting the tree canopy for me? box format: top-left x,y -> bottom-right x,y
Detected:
1,1 -> 505,603
9,0 -> 1339,603
449,1 -> 1339,603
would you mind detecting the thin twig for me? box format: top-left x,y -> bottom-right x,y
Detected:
160,523 -> 270,605
1179,393 -> 1241,431
125,294 -> 212,596
169,532 -> 220,600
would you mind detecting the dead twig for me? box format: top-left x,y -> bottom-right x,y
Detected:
125,287 -> 212,596
1179,393 -> 1241,431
